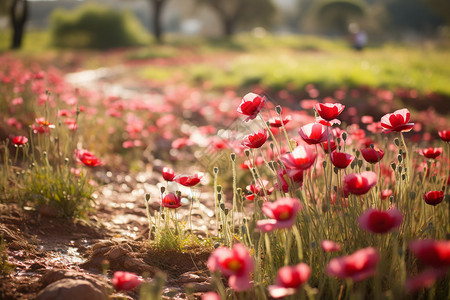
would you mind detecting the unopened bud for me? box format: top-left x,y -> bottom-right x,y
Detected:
275,105 -> 282,115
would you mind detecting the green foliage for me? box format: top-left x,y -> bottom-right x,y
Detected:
138,35 -> 450,98
0,235 -> 13,275
50,3 -> 149,49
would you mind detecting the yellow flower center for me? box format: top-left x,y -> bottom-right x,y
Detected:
227,259 -> 242,271
279,211 -> 291,220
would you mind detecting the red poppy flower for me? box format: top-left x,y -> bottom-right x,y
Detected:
32,117 -> 55,134
75,149 -> 105,167
237,92 -> 266,122
162,167 -> 175,181
361,148 -> 385,164
405,268 -> 448,293
331,151 -> 355,169
438,130 -> 450,142
175,174 -> 202,187
246,180 -> 274,196
343,171 -> 378,195
321,140 -> 337,153
380,108 -> 414,133
275,168 -> 303,193
257,197 -> 302,233
358,208 -> 403,234
281,145 -> 317,171
160,192 -> 182,208
12,136 -> 28,146
423,191 -> 444,206
239,156 -> 264,169
419,147 -> 443,159
242,129 -> 269,149
409,239 -> 450,268
268,263 -> 311,298
326,247 -> 380,282
298,123 -> 329,145
321,240 -> 341,252
315,116 -> 341,127
314,103 -> 345,121
207,244 -> 254,292
381,189 -> 393,200
268,115 -> 291,128
111,271 -> 143,291
172,137 -> 194,149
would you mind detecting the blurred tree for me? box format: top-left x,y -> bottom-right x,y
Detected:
384,0 -> 443,32
198,0 -> 277,37
422,0 -> 450,25
314,0 -> 366,35
147,0 -> 167,43
0,0 -> 29,49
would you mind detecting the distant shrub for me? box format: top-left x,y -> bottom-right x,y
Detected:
50,3 -> 149,49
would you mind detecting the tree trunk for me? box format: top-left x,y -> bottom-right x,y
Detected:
223,17 -> 235,38
151,0 -> 165,44
10,0 -> 28,50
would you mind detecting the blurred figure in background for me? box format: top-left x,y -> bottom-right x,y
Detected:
348,23 -> 367,51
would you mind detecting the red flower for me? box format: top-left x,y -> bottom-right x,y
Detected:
315,117 -> 341,127
321,240 -> 341,252
405,268 -> 448,293
419,147 -> 443,159
160,193 -> 182,208
331,151 -> 355,169
12,136 -> 28,146
269,115 -> 291,128
239,156 -> 264,169
321,140 -> 337,153
381,189 -> 393,200
275,168 -> 303,193
268,263 -> 311,298
75,149 -> 104,167
358,208 -> 403,234
32,117 -> 55,134
207,244 -> 254,291
172,137 -> 194,149
423,191 -> 444,206
314,103 -> 345,121
257,197 -> 302,233
380,108 -> 414,133
281,145 -> 317,171
246,179 -> 274,196
343,171 -> 378,195
237,92 -> 266,122
409,239 -> 450,268
202,292 -> 221,300
298,123 -> 329,145
242,129 -> 269,149
111,271 -> 143,291
175,174 -> 202,187
438,130 -> 450,142
162,167 -> 175,181
361,148 -> 385,164
326,247 -> 380,282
